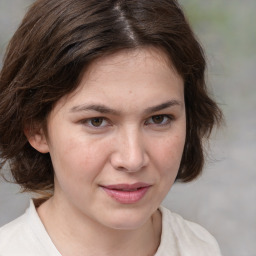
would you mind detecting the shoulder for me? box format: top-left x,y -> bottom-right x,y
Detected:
0,207 -> 32,254
155,206 -> 222,256
0,200 -> 60,256
0,213 -> 27,238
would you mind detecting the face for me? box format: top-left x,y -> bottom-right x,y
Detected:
35,47 -> 186,230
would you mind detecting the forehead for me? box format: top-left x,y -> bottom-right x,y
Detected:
55,47 -> 184,113
85,47 -> 178,81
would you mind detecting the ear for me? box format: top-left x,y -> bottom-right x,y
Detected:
24,125 -> 49,153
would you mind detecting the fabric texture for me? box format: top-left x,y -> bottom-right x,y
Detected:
0,200 -> 221,256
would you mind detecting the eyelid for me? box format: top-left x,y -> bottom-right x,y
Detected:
80,117 -> 111,128
145,114 -> 174,126
79,114 -> 174,129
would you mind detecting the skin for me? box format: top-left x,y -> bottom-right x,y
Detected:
28,47 -> 186,256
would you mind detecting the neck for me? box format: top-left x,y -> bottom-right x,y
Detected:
37,196 -> 162,256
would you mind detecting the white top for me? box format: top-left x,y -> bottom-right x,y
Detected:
0,200 -> 221,256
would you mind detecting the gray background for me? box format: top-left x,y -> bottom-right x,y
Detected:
0,1 -> 255,256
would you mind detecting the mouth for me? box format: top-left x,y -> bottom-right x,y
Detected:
100,183 -> 152,204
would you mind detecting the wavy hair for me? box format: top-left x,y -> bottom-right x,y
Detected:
0,0 -> 222,195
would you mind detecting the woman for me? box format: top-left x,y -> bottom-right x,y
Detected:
0,0 -> 222,255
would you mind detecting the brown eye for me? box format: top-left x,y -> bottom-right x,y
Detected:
152,115 -> 165,124
145,115 -> 172,126
90,118 -> 104,127
81,117 -> 110,131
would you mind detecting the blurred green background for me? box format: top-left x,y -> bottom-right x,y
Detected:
0,1 -> 255,255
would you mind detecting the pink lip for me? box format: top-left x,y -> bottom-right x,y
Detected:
101,183 -> 151,204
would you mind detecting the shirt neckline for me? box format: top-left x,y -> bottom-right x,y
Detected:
27,200 -> 174,256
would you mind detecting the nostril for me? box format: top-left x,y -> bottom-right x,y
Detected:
110,151 -> 148,172
110,132 -> 148,172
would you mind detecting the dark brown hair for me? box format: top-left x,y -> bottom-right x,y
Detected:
0,0 -> 222,195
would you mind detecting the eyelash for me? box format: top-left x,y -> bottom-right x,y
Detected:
145,115 -> 174,126
80,117 -> 110,128
80,114 -> 174,129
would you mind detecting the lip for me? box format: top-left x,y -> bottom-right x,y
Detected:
101,183 -> 151,204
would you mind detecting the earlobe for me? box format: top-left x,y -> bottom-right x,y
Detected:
24,126 -> 49,153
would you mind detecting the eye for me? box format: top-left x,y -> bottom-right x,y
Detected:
81,117 -> 109,128
90,118 -> 104,127
145,115 -> 173,126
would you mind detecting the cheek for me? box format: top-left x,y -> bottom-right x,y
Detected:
147,134 -> 185,204
152,134 -> 185,174
51,135 -> 110,182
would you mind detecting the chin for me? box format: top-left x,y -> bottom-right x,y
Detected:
101,207 -> 154,231
107,219 -> 147,231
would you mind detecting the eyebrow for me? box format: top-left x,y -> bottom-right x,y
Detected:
144,100 -> 182,115
70,104 -> 120,115
70,100 -> 182,115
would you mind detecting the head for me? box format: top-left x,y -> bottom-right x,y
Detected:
0,0 -> 222,197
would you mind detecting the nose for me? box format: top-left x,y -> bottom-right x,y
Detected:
110,127 -> 149,172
